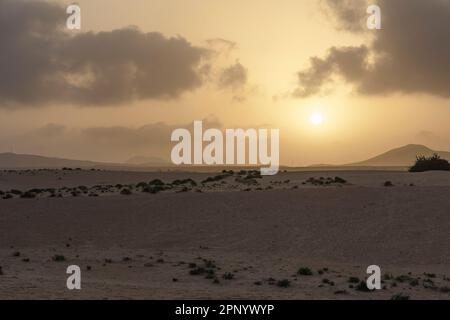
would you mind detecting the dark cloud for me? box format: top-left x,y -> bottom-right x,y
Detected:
295,0 -> 450,98
294,46 -> 368,97
0,0 -> 211,107
219,61 -> 248,90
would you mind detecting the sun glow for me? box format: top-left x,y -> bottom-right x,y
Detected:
310,112 -> 323,125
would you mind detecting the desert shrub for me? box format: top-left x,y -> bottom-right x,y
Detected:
143,184 -> 165,194
202,174 -> 230,184
120,188 -> 132,195
172,178 -> 197,187
78,186 -> 88,192
297,267 -> 313,276
409,154 -> 450,172
390,293 -> 410,300
189,267 -> 206,275
149,179 -> 165,186
334,177 -> 347,184
277,279 -> 291,288
383,181 -> 394,187
136,182 -> 148,188
235,177 -> 258,185
10,189 -> 22,195
222,272 -> 235,280
322,278 -> 335,286
348,277 -> 360,284
355,280 -> 371,292
52,254 -> 66,262
334,290 -> 348,295
409,278 -> 419,287
203,260 -> 217,269
20,191 -> 36,199
246,171 -> 262,179
395,275 -> 413,283
423,278 -> 436,289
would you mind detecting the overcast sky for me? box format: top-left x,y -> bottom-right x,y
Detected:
0,0 -> 449,165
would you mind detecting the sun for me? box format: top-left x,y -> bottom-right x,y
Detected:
310,112 -> 323,125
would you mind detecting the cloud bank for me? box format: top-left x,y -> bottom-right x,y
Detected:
295,0 -> 450,98
0,0 -> 212,107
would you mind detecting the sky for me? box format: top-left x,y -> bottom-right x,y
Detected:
0,0 -> 449,165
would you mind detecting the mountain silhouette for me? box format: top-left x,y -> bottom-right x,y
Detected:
346,144 -> 450,167
0,153 -> 106,169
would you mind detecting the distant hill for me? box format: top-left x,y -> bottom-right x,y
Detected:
0,153 -> 104,169
346,144 -> 450,167
125,155 -> 170,167
2,144 -> 449,170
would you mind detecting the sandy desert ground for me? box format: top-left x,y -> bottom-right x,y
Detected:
0,168 -> 449,299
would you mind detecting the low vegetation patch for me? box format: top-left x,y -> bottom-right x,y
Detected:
390,293 -> 410,300
303,176 -> 347,186
409,154 -> 450,172
297,267 -> 313,276
276,279 -> 291,288
52,255 -> 66,262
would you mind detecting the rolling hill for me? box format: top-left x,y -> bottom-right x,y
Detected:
346,144 -> 450,167
0,153 -> 103,169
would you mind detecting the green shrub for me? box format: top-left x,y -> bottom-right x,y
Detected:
409,154 -> 450,172
390,293 -> 410,300
355,280 -> 371,292
202,174 -> 230,184
348,277 -> 360,284
149,179 -> 165,186
52,255 -> 66,262
277,279 -> 291,288
222,272 -> 234,280
297,267 -> 313,276
120,188 -> 132,195
20,191 -> 36,199
334,177 -> 347,184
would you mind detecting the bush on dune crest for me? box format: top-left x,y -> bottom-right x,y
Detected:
409,154 -> 450,172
